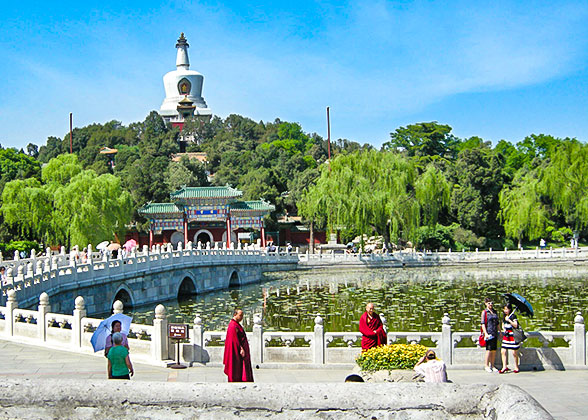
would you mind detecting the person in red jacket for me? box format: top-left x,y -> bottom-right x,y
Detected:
359,302 -> 387,351
223,308 -> 254,382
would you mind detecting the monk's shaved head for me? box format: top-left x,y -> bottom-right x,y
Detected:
233,308 -> 243,317
366,302 -> 374,311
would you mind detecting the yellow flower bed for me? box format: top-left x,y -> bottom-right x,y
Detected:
356,343 -> 428,371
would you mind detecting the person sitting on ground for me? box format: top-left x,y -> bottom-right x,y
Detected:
107,332 -> 134,380
104,320 -> 129,357
414,349 -> 448,383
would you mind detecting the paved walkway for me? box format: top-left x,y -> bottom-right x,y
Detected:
0,340 -> 585,419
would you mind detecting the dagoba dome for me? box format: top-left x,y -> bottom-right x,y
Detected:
159,33 -> 211,122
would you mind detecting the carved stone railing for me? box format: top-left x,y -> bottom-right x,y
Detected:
298,246 -> 588,266
0,243 -> 298,304
1,292 -> 586,369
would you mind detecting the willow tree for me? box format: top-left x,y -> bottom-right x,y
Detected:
540,141 -> 588,232
299,150 -> 450,247
499,174 -> 550,248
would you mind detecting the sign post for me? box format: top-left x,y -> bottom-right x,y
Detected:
168,323 -> 189,369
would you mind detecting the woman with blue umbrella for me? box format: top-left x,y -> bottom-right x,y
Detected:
500,293 -> 534,374
90,313 -> 132,356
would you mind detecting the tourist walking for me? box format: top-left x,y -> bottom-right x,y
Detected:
107,332 -> 134,379
481,297 -> 499,372
359,302 -> 387,351
223,308 -> 254,382
414,350 -> 448,383
499,303 -> 520,373
104,320 -> 129,357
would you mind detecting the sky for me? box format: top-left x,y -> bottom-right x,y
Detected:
1,0 -> 587,149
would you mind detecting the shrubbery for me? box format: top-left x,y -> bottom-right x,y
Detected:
0,241 -> 42,259
356,343 -> 428,371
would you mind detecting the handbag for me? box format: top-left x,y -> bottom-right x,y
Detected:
479,327 -> 486,347
478,310 -> 487,347
512,326 -> 527,343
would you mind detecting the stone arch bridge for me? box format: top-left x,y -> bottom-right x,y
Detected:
0,247 -> 298,315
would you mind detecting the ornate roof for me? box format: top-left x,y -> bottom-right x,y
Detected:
138,203 -> 183,216
230,200 -> 275,212
170,186 -> 243,200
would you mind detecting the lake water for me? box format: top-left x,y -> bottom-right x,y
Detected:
129,266 -> 588,335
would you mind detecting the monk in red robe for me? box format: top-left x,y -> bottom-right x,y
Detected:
359,302 -> 387,351
223,309 -> 254,382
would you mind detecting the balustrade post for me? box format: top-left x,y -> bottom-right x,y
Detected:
251,313 -> 263,365
535,247 -> 539,258
14,250 -> 19,261
16,266 -> 24,282
550,247 -> 553,258
574,312 -> 586,366
313,314 -> 325,364
5,289 -> 17,337
38,292 -> 50,342
72,296 -> 86,348
440,313 -> 452,365
192,314 -> 204,363
60,246 -> 66,256
36,260 -> 43,276
112,300 -> 124,314
152,304 -> 169,361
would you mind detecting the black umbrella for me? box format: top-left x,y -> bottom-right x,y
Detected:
503,293 -> 534,317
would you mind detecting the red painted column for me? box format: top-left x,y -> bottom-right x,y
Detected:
261,224 -> 266,248
184,218 -> 188,245
226,218 -> 232,248
149,228 -> 153,248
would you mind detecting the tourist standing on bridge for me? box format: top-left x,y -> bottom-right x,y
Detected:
481,298 -> 499,372
223,309 -> 254,382
107,332 -> 134,380
359,303 -> 387,351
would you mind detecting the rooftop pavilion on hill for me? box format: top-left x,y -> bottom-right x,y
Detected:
139,186 -> 274,248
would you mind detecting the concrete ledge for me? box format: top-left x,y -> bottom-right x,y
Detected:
0,379 -> 552,419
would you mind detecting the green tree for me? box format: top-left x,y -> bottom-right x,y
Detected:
383,122 -> 458,161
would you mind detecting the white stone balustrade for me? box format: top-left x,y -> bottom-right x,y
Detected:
1,293 -> 587,370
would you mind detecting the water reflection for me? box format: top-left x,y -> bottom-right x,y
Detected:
129,266 -> 588,332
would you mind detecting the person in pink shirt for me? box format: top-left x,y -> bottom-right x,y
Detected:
414,350 -> 448,383
104,320 -> 129,357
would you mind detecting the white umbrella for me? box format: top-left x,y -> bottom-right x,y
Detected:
96,241 -> 109,250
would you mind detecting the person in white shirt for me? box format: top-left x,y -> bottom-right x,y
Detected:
414,350 -> 448,383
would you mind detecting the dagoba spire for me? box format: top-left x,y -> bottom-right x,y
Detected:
159,33 -> 211,129
175,33 -> 190,69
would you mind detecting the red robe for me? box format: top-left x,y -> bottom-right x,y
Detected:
359,312 -> 387,351
223,319 -> 254,382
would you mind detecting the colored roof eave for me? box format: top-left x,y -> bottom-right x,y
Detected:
230,200 -> 275,212
138,203 -> 183,215
170,186 -> 243,200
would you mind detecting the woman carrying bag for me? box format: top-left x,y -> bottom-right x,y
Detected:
500,303 -> 520,373
481,297 -> 499,373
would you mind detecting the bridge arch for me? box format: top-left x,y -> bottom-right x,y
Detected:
177,276 -> 197,299
113,286 -> 134,311
229,270 -> 240,288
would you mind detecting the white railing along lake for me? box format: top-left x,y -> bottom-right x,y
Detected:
1,291 -> 585,370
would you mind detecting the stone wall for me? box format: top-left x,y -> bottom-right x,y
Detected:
0,379 -> 552,419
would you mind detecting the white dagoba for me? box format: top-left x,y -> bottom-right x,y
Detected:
159,33 -> 211,123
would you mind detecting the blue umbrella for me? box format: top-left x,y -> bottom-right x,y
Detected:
90,313 -> 132,352
503,293 -> 534,317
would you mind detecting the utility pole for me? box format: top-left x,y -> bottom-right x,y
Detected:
69,113 -> 73,154
326,107 -> 331,171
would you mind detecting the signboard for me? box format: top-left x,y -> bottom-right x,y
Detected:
168,323 -> 189,339
238,232 -> 253,240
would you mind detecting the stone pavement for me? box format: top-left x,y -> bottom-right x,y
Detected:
0,340 -> 586,420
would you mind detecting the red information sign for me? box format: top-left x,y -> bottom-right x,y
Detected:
168,324 -> 189,339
